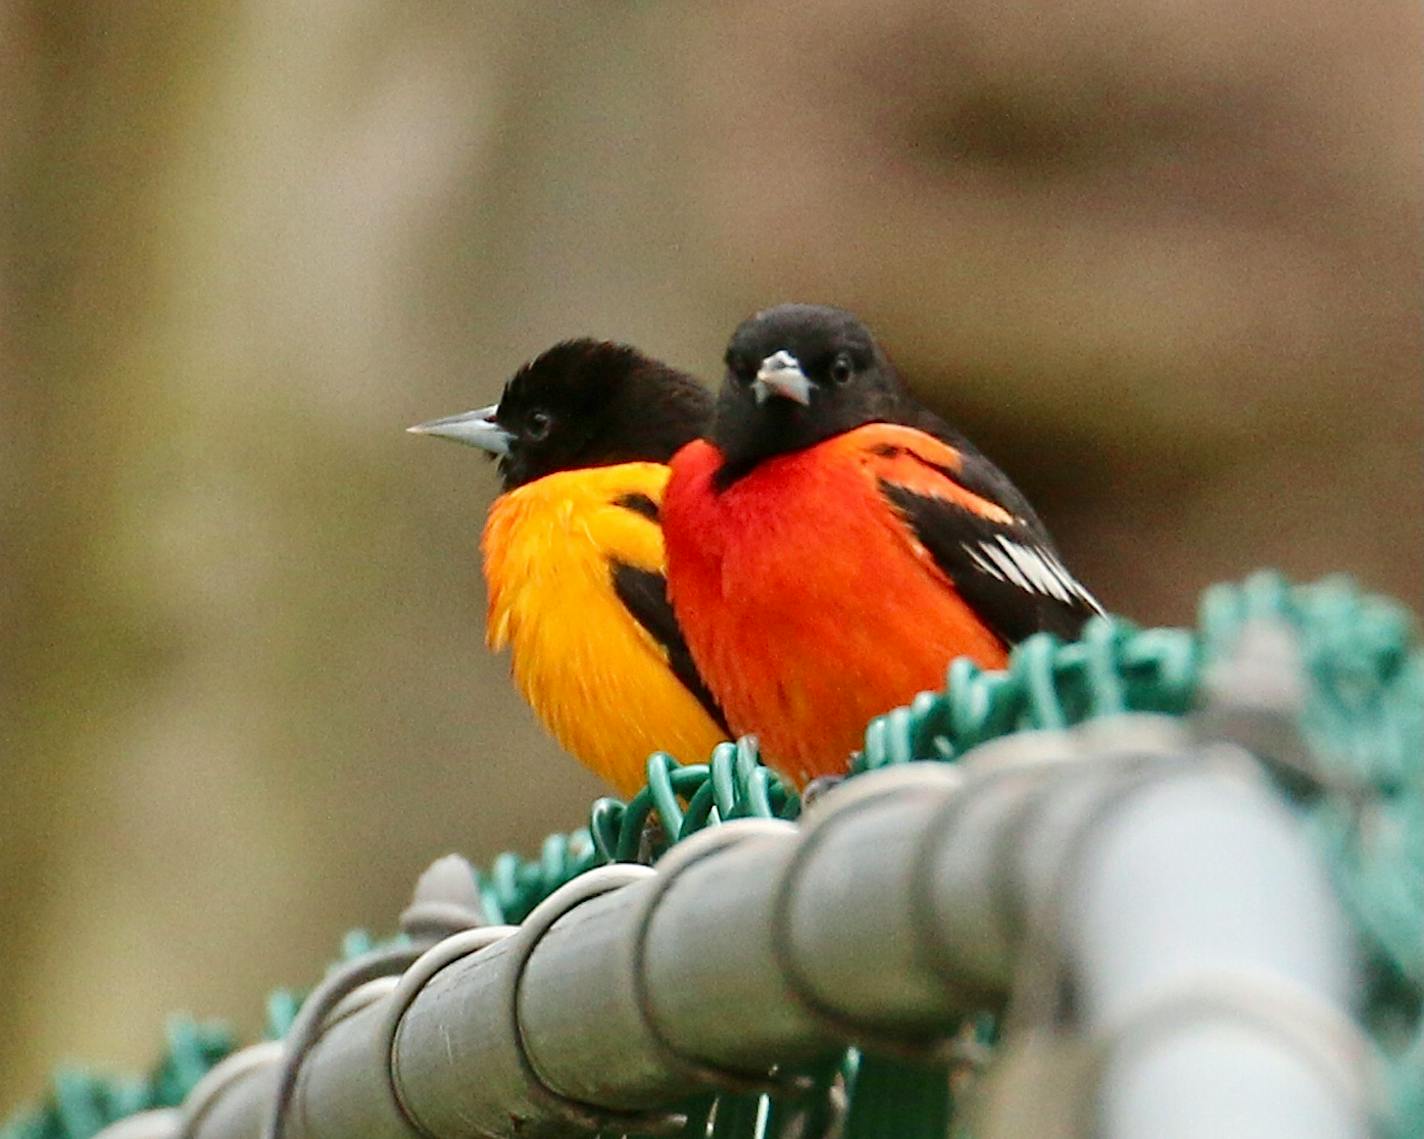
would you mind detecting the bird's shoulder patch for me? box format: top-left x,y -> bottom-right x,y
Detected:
834,423 -> 1016,526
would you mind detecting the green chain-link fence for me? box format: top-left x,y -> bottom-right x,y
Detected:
5,571 -> 1420,1139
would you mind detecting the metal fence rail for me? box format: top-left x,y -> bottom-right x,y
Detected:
118,713 -> 1367,1139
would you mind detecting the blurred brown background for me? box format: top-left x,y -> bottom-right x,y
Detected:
2,0 -> 1419,1113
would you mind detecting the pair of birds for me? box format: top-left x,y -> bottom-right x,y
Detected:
411,304 -> 1102,796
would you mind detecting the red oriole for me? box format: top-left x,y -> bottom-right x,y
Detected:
410,339 -> 727,796
662,304 -> 1102,787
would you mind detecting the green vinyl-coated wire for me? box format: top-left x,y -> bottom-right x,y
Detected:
5,573 -> 1419,1139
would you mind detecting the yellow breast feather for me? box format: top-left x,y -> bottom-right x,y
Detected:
481,462 -> 726,795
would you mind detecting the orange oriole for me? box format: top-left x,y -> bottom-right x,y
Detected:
662,304 -> 1103,787
410,339 -> 727,795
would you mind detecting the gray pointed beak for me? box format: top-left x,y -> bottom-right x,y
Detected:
752,350 -> 812,406
406,403 -> 512,455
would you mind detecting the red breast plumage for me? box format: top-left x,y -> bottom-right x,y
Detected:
663,304 -> 1102,786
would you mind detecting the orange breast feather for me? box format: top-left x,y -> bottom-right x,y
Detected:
664,425 -> 1010,785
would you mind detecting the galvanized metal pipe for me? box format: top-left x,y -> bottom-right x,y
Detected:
112,715 -> 1366,1139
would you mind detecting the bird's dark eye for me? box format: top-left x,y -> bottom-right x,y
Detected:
526,409 -> 552,440
829,353 -> 854,385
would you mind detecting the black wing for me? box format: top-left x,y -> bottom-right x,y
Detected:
880,454 -> 1103,645
610,562 -> 732,735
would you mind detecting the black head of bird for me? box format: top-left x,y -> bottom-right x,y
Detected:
713,303 -> 917,483
409,339 -> 713,491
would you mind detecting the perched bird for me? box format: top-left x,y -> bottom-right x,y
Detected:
409,339 -> 728,796
662,304 -> 1102,787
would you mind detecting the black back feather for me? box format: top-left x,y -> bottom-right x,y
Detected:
610,562 -> 731,734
